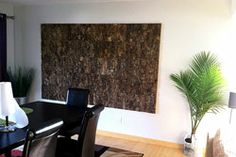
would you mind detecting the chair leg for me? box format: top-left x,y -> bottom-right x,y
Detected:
94,145 -> 109,157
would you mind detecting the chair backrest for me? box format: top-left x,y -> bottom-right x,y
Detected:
22,119 -> 63,157
76,104 -> 104,157
66,88 -> 90,109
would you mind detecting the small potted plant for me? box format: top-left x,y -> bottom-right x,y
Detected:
170,52 -> 225,155
7,67 -> 35,105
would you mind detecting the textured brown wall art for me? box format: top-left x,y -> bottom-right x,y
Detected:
41,24 -> 161,113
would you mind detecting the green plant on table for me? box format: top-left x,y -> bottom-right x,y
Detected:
6,67 -> 35,97
170,52 -> 225,139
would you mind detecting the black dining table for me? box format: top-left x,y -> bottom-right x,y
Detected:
0,101 -> 86,155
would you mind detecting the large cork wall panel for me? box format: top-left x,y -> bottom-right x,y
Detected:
41,24 -> 161,113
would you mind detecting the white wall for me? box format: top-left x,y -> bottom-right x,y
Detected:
14,0 -> 234,144
0,3 -> 14,68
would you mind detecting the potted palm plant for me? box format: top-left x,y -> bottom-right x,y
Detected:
170,52 -> 225,155
7,67 -> 35,105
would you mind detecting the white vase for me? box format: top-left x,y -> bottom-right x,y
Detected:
184,134 -> 196,157
9,98 -> 29,128
15,97 -> 27,105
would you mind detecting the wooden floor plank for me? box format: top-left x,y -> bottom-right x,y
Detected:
95,134 -> 186,157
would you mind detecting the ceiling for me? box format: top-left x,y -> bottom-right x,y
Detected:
0,0 -> 231,9
0,0 -> 144,5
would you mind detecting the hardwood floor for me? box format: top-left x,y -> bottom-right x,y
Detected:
95,133 -> 186,157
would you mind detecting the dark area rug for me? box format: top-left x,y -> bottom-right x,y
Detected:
0,145 -> 144,157
101,146 -> 144,157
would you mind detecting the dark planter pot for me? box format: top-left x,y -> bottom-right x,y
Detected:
184,135 -> 196,157
15,97 -> 27,105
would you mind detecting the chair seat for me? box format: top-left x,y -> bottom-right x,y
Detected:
60,126 -> 81,137
56,137 -> 79,157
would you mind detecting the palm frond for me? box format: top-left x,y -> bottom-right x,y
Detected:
170,51 -> 225,136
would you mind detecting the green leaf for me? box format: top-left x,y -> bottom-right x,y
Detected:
6,67 -> 35,97
170,51 -> 225,135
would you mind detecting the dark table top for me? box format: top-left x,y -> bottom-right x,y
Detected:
0,101 -> 86,154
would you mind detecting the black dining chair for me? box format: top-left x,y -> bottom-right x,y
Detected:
60,88 -> 90,138
66,88 -> 90,109
56,104 -> 106,157
22,119 -> 63,157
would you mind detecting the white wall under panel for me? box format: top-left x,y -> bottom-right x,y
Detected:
231,0 -> 236,14
14,0 -> 233,144
0,3 -> 14,68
